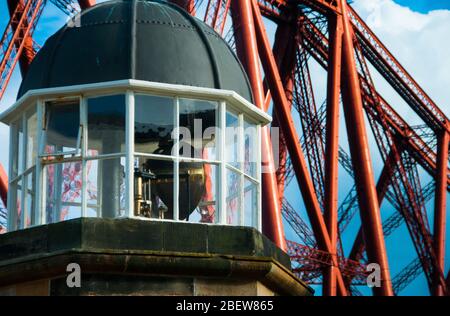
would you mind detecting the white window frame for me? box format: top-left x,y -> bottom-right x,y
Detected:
1,80 -> 270,232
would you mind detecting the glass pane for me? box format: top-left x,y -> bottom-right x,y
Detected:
87,95 -> 125,156
24,171 -> 36,228
225,111 -> 240,169
86,160 -> 99,217
0,198 -> 7,233
134,157 -> 173,220
244,120 -> 257,178
44,100 -> 80,155
13,180 -> 22,230
11,119 -> 24,177
26,110 -> 38,168
226,168 -> 241,225
45,162 -> 82,223
244,178 -> 258,229
135,94 -> 175,155
179,98 -> 217,160
180,162 -> 218,224
87,157 -> 126,218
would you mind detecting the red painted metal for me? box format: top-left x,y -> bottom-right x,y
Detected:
77,0 -> 95,9
250,0 -> 348,295
339,0 -> 393,296
297,8 -> 448,293
299,14 -> 450,187
230,0 -> 286,251
6,0 -> 34,75
287,240 -> 369,285
204,0 -> 231,35
347,6 -> 449,133
433,130 -> 449,296
348,151 -> 401,264
269,23 -> 297,208
170,0 -> 196,14
0,0 -> 44,100
322,12 -> 342,297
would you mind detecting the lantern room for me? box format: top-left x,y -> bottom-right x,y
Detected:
0,0 -> 270,233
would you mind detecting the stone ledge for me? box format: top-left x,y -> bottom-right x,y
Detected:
0,218 -> 291,268
0,249 -> 313,296
0,218 -> 313,295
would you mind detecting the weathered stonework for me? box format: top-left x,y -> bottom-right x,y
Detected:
0,218 -> 313,296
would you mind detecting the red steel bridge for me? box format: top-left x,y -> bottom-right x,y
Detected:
0,0 -> 449,296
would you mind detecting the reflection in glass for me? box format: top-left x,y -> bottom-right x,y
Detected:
45,162 -> 82,223
44,100 -> 80,154
244,120 -> 257,177
244,178 -> 258,228
226,168 -> 241,225
26,110 -> 38,168
15,180 -> 22,229
88,95 -> 125,156
135,94 -> 175,155
225,111 -> 240,168
181,162 -> 218,224
179,99 -> 217,160
24,171 -> 35,228
11,119 -> 24,177
134,157 -> 174,220
86,157 -> 126,218
0,198 -> 7,232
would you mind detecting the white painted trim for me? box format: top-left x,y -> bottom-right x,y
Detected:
40,163 -> 47,225
238,113 -> 245,226
34,100 -> 43,226
173,97 -> 180,221
5,81 -> 265,232
6,121 -> 15,231
256,123 -> 262,232
80,96 -> 88,217
1,79 -> 272,126
19,114 -> 26,229
125,90 -> 135,218
219,101 -> 226,225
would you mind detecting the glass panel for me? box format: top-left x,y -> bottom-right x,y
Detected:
12,180 -> 22,229
45,162 -> 82,223
179,99 -> 217,160
11,119 -> 25,177
226,168 -> 241,225
26,110 -> 38,168
85,159 -> 99,217
180,162 -> 218,224
134,157 -> 174,220
86,157 -> 126,218
135,94 -> 175,155
244,177 -> 258,228
244,120 -> 257,178
24,170 -> 36,228
225,111 -> 240,169
44,164 -> 57,224
87,95 -> 125,156
44,100 -> 80,155
0,197 -> 7,233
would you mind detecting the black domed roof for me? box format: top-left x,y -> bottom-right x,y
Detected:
18,0 -> 253,102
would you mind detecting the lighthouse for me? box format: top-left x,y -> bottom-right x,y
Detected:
0,0 -> 312,296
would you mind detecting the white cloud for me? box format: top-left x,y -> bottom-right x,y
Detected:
352,0 -> 450,119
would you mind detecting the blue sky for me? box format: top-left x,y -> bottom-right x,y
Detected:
393,0 -> 450,13
0,0 -> 449,296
